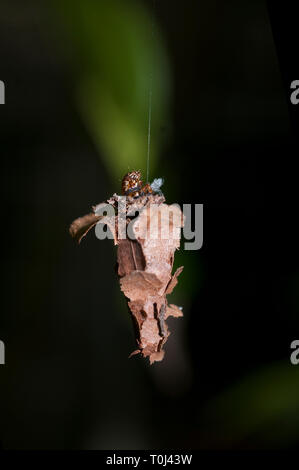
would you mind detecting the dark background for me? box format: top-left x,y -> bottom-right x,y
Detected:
1,0 -> 299,450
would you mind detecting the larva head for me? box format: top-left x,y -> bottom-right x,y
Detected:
121,170 -> 142,195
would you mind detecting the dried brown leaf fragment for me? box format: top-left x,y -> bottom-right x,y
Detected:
69,177 -> 184,364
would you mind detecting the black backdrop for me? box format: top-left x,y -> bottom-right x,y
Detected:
0,0 -> 299,450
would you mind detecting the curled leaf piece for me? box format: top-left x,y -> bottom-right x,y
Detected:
69,178 -> 184,364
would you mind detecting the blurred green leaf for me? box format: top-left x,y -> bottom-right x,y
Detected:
200,361 -> 299,447
54,0 -> 171,180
